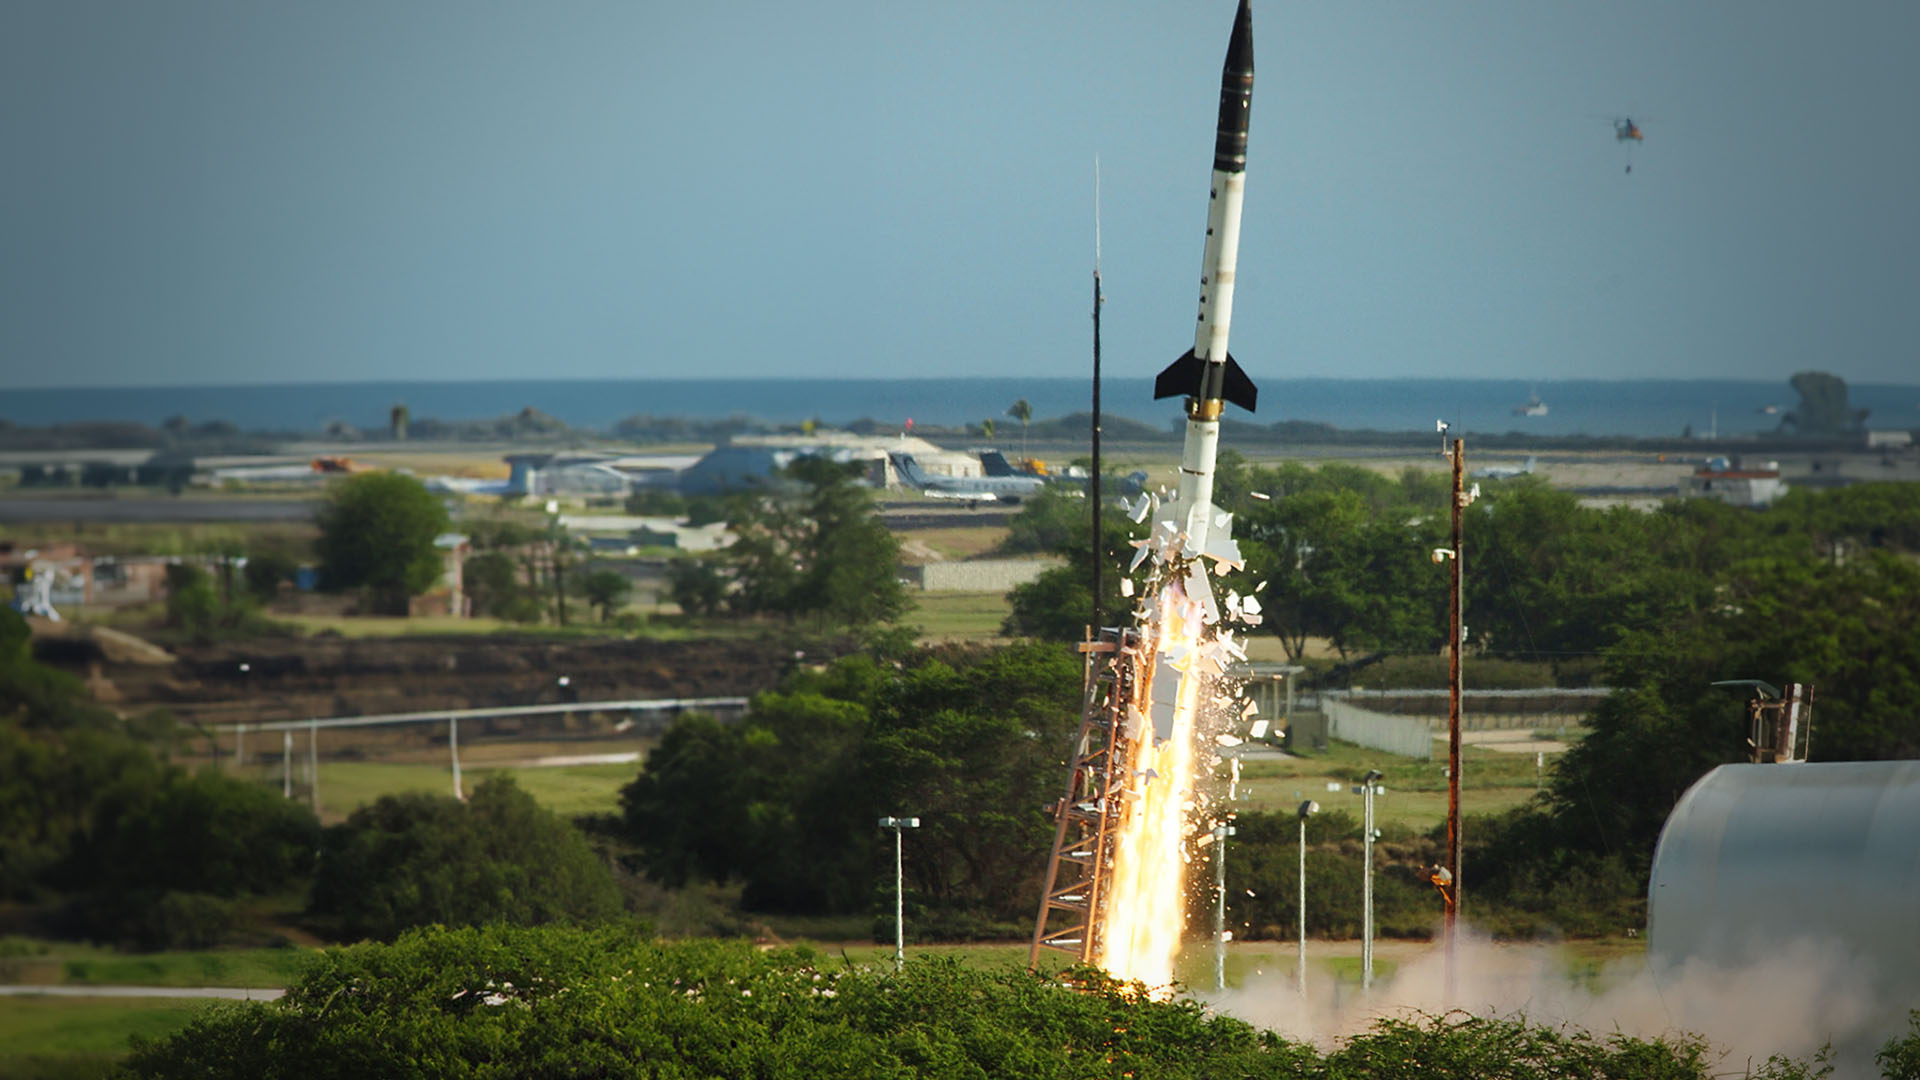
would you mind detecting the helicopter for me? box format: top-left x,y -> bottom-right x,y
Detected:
1608,116 -> 1645,173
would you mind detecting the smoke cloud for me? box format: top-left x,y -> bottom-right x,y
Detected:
1201,935 -> 1898,1075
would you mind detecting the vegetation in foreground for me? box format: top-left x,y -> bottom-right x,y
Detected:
125,924 -> 1875,1080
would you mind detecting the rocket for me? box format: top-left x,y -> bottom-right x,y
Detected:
1155,0 -> 1257,559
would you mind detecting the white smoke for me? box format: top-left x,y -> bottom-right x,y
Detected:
1201,934 -> 1900,1076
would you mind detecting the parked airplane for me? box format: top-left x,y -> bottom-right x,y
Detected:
1473,455 -> 1536,480
888,452 -> 1047,502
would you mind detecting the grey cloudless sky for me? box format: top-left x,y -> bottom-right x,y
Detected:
3,0 -> 1916,389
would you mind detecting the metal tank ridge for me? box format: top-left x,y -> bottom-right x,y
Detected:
1648,760 -> 1920,1002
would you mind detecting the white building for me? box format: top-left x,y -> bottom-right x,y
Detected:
1687,459 -> 1785,507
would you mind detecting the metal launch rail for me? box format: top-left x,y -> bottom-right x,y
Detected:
1029,628 -> 1147,967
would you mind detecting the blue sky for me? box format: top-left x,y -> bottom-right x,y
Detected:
4,1 -> 1916,389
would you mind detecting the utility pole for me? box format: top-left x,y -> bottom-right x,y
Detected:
450,717 -> 464,800
1444,434 -> 1465,995
546,500 -> 569,627
1090,156 -> 1104,632
879,817 -> 921,972
1212,821 -> 1235,991
1296,799 -> 1318,996
1360,768 -> 1383,990
309,720 -> 321,816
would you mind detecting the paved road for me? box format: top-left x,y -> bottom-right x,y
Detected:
0,497 -> 317,523
0,983 -> 284,1000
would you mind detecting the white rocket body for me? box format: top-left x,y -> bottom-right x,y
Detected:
1176,168 -> 1248,552
1154,0 -> 1257,566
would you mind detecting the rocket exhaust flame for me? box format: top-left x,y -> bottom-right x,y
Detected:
1099,0 -> 1261,989
1030,0 -> 1262,992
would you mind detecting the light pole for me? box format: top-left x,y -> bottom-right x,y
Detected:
878,817 -> 920,972
1212,821 -> 1237,991
1358,769 -> 1384,990
234,662 -> 252,769
1433,420 -> 1470,999
1296,799 -> 1318,996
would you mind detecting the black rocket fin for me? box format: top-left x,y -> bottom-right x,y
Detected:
1153,350 -> 1206,402
1153,350 -> 1259,414
1221,354 -> 1258,413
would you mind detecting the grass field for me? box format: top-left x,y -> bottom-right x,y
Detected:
0,997 -> 208,1077
293,758 -> 638,822
907,590 -> 1012,641
1228,737 -> 1552,832
1,941 -> 308,989
895,525 -> 1011,563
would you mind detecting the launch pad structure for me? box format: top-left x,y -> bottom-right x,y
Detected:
1028,627 -> 1147,967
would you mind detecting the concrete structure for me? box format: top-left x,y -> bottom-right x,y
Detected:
678,433 -> 981,495
1865,429 -> 1913,450
1232,661 -> 1305,734
1321,698 -> 1433,760
502,453 -> 634,497
1687,458 -> 1785,507
410,533 -> 471,617
1320,687 -> 1609,732
901,558 -> 1059,593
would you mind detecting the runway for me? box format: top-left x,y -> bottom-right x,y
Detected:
0,497 -> 318,523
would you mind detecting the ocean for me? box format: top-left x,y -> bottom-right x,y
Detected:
3,378 -> 1916,440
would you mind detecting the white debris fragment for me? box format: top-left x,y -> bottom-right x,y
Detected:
1120,577 -> 1135,597
1216,733 -> 1243,747
1128,541 -> 1152,573
1250,491 -> 1270,501
1250,719 -> 1269,740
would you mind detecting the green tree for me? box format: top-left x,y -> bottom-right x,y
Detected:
464,551 -> 539,621
618,714 -> 751,886
577,566 -> 633,623
666,554 -> 728,617
1470,543 -> 1920,934
242,549 -> 299,604
314,472 -> 450,615
1881,1012 -> 1920,1080
1783,369 -> 1867,433
719,457 -> 908,627
621,645 -> 1082,929
164,563 -> 220,640
1001,490 -> 1133,641
1006,398 -> 1032,457
71,769 -> 320,899
310,776 -> 620,941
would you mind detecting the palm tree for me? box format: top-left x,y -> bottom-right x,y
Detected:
1006,399 -> 1032,459
980,418 -> 996,441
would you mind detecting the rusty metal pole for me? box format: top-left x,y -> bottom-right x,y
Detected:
1445,436 -> 1464,998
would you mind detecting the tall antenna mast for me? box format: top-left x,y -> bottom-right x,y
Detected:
1091,155 -> 1105,631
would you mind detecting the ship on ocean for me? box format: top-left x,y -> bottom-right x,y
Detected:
1514,389 -> 1549,417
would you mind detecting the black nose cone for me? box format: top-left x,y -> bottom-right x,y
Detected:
1213,0 -> 1254,174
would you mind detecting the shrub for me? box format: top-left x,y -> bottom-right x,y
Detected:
310,777 -> 620,941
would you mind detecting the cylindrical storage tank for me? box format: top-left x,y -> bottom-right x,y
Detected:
1649,761 -> 1920,1032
